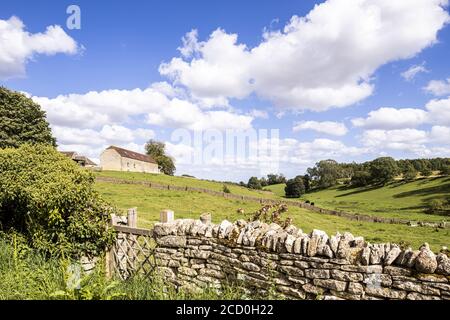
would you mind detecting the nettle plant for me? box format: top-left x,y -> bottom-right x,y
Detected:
0,144 -> 116,258
250,203 -> 292,228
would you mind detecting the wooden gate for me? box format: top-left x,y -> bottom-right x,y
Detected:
107,208 -> 157,279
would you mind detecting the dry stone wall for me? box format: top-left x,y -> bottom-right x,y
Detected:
152,218 -> 450,300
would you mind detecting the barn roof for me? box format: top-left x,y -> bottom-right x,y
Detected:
106,146 -> 157,164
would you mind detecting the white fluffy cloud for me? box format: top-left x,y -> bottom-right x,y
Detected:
424,78 -> 450,96
425,97 -> 450,125
352,107 -> 429,129
401,63 -> 429,81
0,16 -> 79,79
33,84 -> 254,131
293,121 -> 348,136
160,0 -> 449,111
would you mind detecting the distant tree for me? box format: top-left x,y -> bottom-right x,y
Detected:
307,159 -> 341,189
369,157 -> 399,185
239,181 -> 247,187
267,174 -> 286,185
420,167 -> 433,177
260,177 -> 269,187
403,165 -> 417,182
145,139 -> 176,175
0,87 -> 56,148
303,174 -> 311,192
247,176 -> 262,190
350,170 -> 371,187
440,165 -> 450,176
285,176 -> 305,198
223,185 -> 231,193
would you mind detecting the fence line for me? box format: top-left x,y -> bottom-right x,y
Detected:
96,176 -> 448,229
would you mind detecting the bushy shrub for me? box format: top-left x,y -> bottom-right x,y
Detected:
426,198 -> 450,216
0,144 -> 115,258
223,185 -> 231,193
350,170 -> 371,187
284,176 -> 305,198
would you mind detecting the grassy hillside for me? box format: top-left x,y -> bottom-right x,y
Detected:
95,171 -> 275,199
95,181 -> 449,251
295,177 -> 450,223
264,184 -> 286,197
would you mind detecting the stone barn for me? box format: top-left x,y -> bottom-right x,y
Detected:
100,146 -> 160,173
60,151 -> 97,168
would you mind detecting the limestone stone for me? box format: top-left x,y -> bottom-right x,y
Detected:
384,246 -> 402,266
242,262 -> 261,272
384,266 -> 412,276
405,250 -> 420,268
365,287 -> 407,299
406,292 -> 441,300
302,283 -> 324,295
336,238 -> 350,259
313,279 -> 347,292
415,244 -> 437,273
369,244 -> 383,264
199,268 -> 226,279
277,286 -> 306,299
330,269 -> 363,282
279,265 -> 305,277
329,233 -> 341,254
293,237 -> 302,254
178,267 -> 198,277
305,269 -> 330,279
436,253 -> 450,275
284,234 -> 296,253
347,282 -> 364,294
392,281 -> 440,295
361,246 -> 371,265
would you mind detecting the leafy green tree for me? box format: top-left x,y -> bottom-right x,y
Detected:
285,176 -> 306,198
369,157 -> 399,185
267,174 -> 286,185
145,139 -> 176,175
0,144 -> 115,258
350,170 -> 371,187
440,165 -> 450,176
403,165 -> 417,182
247,177 -> 262,190
307,159 -> 341,189
420,167 -> 433,177
0,87 -> 56,148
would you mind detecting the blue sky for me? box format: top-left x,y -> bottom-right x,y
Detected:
1,0 -> 450,181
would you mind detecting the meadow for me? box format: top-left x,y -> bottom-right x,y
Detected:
95,180 -> 449,251
95,171 -> 276,199
265,177 -> 450,223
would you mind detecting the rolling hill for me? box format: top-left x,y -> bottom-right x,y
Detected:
265,177 -> 450,223
94,171 -> 449,251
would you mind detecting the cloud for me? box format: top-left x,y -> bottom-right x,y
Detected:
401,62 -> 429,81
33,84 -> 254,131
361,129 -> 430,155
160,0 -> 449,112
352,107 -> 428,129
424,78 -> 450,96
0,16 -> 79,79
293,121 -> 348,136
425,97 -> 450,125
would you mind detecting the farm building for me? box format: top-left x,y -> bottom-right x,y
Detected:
100,146 -> 160,173
60,151 -> 97,167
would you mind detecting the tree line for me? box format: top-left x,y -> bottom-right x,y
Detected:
242,157 -> 450,198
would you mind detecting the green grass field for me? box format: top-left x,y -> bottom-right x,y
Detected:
95,171 -> 275,199
95,180 -> 449,251
265,177 -> 450,223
